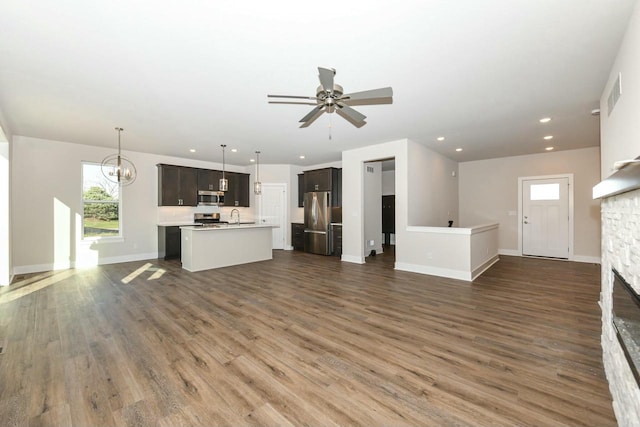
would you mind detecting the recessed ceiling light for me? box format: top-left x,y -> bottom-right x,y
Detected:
455,148 -> 463,152
543,135 -> 553,140
539,117 -> 551,123
231,148 -> 238,153
189,149 -> 196,153
299,155 -> 305,159
250,159 -> 255,162
437,136 -> 445,141
545,146 -> 554,151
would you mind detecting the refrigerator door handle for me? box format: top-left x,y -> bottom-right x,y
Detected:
304,230 -> 327,235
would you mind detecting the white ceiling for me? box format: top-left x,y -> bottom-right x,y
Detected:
0,0 -> 636,166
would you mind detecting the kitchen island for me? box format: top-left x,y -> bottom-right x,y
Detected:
179,224 -> 276,272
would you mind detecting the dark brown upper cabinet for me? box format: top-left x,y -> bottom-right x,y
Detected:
157,164 -> 198,206
303,167 -> 341,207
223,172 -> 250,207
197,169 -> 223,192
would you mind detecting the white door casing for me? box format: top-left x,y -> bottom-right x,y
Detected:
259,183 -> 286,250
519,175 -> 572,259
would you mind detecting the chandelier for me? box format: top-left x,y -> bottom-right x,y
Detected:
219,144 -> 228,192
254,151 -> 262,195
101,127 -> 136,186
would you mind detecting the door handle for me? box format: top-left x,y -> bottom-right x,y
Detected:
524,221 -> 529,224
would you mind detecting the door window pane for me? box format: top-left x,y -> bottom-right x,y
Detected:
530,183 -> 560,201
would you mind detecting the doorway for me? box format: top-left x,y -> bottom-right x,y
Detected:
258,183 -> 286,250
362,158 -> 395,266
519,175 -> 573,259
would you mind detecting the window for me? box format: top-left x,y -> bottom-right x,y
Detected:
530,183 -> 560,201
82,162 -> 121,238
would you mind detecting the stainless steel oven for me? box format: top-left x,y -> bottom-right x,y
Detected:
197,190 -> 224,206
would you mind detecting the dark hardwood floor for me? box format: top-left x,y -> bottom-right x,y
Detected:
0,250 -> 615,426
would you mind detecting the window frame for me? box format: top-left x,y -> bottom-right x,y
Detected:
81,161 -> 123,242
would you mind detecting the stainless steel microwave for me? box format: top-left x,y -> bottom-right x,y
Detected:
197,190 -> 224,206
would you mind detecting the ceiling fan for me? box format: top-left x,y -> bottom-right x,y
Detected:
268,67 -> 393,128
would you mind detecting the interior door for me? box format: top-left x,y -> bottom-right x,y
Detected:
522,177 -> 569,258
259,184 -> 286,250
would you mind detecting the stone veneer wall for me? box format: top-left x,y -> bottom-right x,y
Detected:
601,188 -> 640,425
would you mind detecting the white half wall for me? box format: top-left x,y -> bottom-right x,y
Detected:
459,147 -> 601,259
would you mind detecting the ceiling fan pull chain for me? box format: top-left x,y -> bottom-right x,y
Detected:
329,114 -> 332,140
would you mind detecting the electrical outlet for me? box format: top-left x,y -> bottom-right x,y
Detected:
368,240 -> 374,246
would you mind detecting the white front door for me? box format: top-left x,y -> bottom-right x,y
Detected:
522,177 -> 569,258
259,183 -> 286,250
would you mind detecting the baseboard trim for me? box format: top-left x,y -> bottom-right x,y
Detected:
395,262 -> 471,282
471,255 -> 500,281
13,252 -> 159,275
341,254 -> 365,264
572,255 -> 601,264
498,248 -> 520,256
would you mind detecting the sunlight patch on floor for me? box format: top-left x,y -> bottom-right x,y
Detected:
121,263 -> 166,283
0,269 -> 75,304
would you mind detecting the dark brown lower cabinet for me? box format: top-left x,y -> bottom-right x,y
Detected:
158,226 -> 181,260
331,224 -> 342,257
292,223 -> 304,250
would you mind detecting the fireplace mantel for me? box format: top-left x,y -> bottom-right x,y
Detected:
593,156 -> 640,199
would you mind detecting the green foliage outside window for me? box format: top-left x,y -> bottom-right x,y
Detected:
83,186 -> 119,221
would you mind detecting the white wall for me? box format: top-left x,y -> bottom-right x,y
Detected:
11,136 -> 254,273
343,139 -> 407,263
0,109 -> 11,285
0,137 -> 10,285
382,170 -> 395,196
342,138 -> 458,265
363,161 -> 382,254
599,3 -> 640,425
459,147 -> 601,260
600,2 -> 640,179
407,140 -> 459,227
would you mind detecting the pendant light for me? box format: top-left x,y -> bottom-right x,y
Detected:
219,144 -> 228,192
101,127 -> 136,186
254,151 -> 262,195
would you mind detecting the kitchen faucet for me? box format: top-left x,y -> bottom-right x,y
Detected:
230,208 -> 240,225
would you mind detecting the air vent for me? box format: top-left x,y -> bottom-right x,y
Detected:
607,72 -> 622,116
366,166 -> 374,173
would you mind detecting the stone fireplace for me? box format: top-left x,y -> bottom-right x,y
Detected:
600,185 -> 640,424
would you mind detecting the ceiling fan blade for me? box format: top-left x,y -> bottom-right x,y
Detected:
336,103 -> 367,123
340,96 -> 393,107
341,87 -> 393,104
268,94 -> 318,100
318,67 -> 335,93
336,108 -> 367,128
269,101 -> 319,106
299,105 -> 325,128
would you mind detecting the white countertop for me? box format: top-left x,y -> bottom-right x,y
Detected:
158,222 -> 198,226
180,224 -> 277,231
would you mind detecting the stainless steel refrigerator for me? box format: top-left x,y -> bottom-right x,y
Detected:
304,191 -> 331,255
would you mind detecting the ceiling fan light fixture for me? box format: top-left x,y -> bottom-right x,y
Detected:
268,67 -> 392,129
101,127 -> 136,186
219,144 -> 228,192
